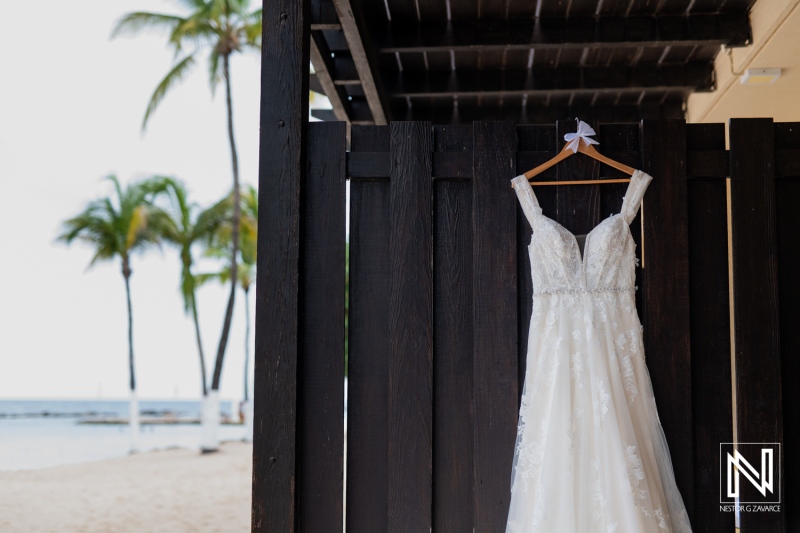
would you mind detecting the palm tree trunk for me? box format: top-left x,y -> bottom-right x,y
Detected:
242,286 -> 253,442
191,294 -> 208,397
243,287 -> 250,402
122,257 -> 140,452
210,52 -> 241,393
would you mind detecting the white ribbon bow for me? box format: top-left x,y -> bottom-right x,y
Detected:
563,120 -> 600,153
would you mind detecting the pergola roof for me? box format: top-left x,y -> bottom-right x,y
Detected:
309,0 -> 756,125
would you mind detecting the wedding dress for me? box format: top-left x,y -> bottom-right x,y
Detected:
506,170 -> 693,533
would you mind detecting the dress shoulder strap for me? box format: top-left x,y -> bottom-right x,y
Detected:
620,170 -> 654,225
510,174 -> 543,229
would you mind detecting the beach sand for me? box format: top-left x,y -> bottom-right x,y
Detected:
0,441 -> 252,533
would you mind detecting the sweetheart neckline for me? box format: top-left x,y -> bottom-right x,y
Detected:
522,169 -> 639,266
528,212 -> 630,274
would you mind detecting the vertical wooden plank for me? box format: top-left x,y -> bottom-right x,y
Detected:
514,124 -> 556,403
432,125 -> 474,533
729,118 -> 785,532
639,119 -> 695,522
472,121 -> 518,532
387,121 -> 434,532
685,123 -> 735,533
556,118 -> 602,233
775,122 -> 800,532
297,121 -> 346,533
346,125 -> 390,533
253,0 -> 310,530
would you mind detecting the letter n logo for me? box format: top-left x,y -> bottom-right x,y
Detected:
720,443 -> 781,504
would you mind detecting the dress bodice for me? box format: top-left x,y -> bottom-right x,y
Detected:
510,170 -> 653,295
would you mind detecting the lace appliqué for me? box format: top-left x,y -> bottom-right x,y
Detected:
589,459 -> 608,522
566,407 -> 584,473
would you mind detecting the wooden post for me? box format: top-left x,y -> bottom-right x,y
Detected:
728,118 -> 785,532
252,0 -> 310,530
472,121 -> 518,532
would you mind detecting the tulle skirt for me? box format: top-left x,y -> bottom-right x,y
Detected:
505,291 -> 693,533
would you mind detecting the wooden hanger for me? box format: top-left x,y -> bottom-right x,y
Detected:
511,120 -> 636,188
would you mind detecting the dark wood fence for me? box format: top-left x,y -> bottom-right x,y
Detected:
254,118 -> 799,533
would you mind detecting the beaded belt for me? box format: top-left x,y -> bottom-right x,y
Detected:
533,286 -> 637,296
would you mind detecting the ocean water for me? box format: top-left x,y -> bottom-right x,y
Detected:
0,399 -> 249,471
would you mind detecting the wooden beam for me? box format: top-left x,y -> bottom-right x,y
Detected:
374,14 -> 751,53
309,73 -> 324,95
387,101 -> 687,125
252,0 -> 310,530
309,31 -> 351,125
332,0 -> 387,124
346,145 -> 800,180
383,64 -> 715,97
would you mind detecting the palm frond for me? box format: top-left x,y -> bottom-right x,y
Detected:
170,17 -> 219,55
111,12 -> 186,39
208,49 -> 221,95
142,54 -> 197,131
242,10 -> 262,47
171,0 -> 210,12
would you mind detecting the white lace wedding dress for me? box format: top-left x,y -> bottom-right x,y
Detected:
506,170 -> 693,533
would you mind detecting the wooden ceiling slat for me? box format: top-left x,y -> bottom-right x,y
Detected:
532,49 -> 561,68
596,0 -> 632,16
626,0 -> 692,15
385,0 -> 420,20
454,49 -> 479,69
538,0 -> 570,18
634,46 -> 667,64
477,0 -> 510,19
476,49 -> 506,70
416,0 -> 449,20
661,45 -> 697,63
691,44 -> 722,62
448,0 -> 478,19
503,49 -> 534,69
555,47 -> 584,67
374,14 -> 750,53
567,0 -> 603,18
504,0 -> 538,18
426,50 -> 453,69
398,52 -> 429,70
653,0 -> 695,15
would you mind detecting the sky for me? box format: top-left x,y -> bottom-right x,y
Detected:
0,1 -> 333,400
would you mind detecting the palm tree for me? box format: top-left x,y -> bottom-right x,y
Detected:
197,185 -> 256,440
146,176 -> 227,400
57,175 -> 166,452
112,1 -> 261,450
